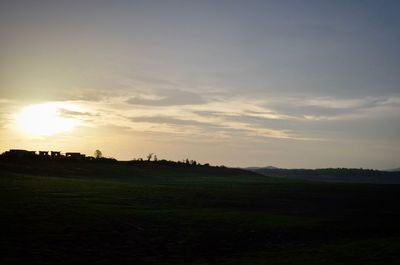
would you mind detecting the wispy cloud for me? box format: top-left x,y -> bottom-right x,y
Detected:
126,89 -> 205,106
265,95 -> 400,121
122,95 -> 305,140
59,109 -> 96,118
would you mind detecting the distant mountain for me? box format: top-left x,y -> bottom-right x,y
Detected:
388,168 -> 400,172
245,166 -> 279,170
249,167 -> 400,184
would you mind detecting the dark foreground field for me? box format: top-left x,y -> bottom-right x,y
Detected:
1,160 -> 400,264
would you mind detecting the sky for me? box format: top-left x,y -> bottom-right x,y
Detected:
0,0 -> 399,169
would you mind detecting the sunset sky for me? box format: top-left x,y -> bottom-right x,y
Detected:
1,0 -> 399,169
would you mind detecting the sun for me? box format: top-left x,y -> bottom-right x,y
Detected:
16,102 -> 78,137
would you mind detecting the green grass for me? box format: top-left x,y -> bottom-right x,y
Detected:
1,162 -> 400,264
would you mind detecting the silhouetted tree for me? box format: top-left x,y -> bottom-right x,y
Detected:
94,150 -> 102,159
146,153 -> 153,161
154,155 -> 158,161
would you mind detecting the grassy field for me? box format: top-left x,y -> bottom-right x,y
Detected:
1,161 -> 400,264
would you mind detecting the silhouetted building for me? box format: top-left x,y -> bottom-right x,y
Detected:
50,151 -> 61,157
2,149 -> 92,161
5,149 -> 36,158
65,152 -> 85,159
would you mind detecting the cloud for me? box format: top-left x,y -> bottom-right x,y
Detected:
131,116 -> 212,127
122,95 -> 317,140
126,89 -> 205,106
129,109 -> 297,140
264,95 -> 400,121
0,99 -> 19,129
59,109 -> 96,118
4,91 -> 397,149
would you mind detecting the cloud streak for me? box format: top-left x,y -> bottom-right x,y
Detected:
62,92 -> 399,145
126,89 -> 205,106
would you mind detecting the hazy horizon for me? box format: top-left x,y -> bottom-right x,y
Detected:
1,1 -> 399,169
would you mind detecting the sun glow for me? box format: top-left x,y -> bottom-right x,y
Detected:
16,102 -> 79,137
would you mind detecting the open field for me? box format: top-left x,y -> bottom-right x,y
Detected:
1,161 -> 400,264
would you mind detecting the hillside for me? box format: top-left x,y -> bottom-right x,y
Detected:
1,158 -> 400,264
0,156 -> 268,183
251,167 -> 400,184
